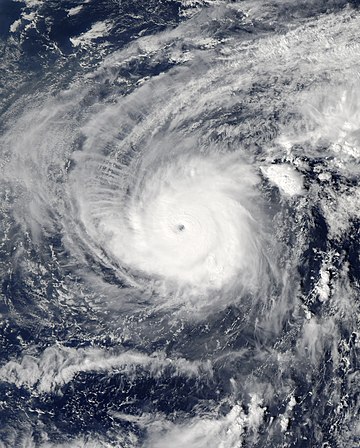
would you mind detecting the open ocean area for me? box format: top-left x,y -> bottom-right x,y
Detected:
0,1 -> 359,447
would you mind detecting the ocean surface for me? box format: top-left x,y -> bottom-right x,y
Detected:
0,1 -> 359,447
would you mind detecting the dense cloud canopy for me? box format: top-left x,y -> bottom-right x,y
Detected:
0,1 -> 359,447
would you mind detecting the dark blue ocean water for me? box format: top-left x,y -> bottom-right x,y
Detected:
0,1 -> 359,447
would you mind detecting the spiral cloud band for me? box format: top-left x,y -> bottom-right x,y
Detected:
0,1 -> 359,447
75,152 -> 263,295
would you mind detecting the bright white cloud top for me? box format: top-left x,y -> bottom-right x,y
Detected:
0,1 -> 359,447
76,152 -> 264,293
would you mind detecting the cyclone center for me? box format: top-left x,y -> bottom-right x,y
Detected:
176,224 -> 185,232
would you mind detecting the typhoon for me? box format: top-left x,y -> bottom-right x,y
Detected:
73,148 -> 270,301
0,1 -> 359,447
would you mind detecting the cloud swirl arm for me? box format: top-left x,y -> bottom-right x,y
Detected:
74,151 -> 267,295
0,2 -> 359,447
